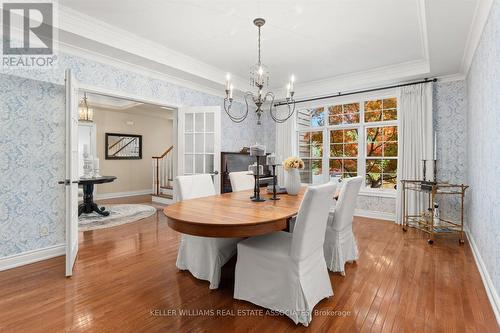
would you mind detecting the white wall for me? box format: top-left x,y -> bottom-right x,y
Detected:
93,107 -> 173,195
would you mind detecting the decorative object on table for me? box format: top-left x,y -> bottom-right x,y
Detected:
79,204 -> 156,231
420,159 -> 438,191
82,144 -> 94,179
223,18 -> 296,125
105,133 -> 142,160
266,153 -> 281,200
266,185 -> 287,194
248,163 -> 265,202
93,158 -> 101,177
283,156 -> 304,195
79,176 -> 117,216
249,144 -> 267,202
401,180 -> 468,244
78,92 -> 94,122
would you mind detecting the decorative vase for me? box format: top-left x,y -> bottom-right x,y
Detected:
285,168 -> 301,195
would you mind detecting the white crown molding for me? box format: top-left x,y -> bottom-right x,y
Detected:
460,0 -> 494,76
292,59 -> 430,99
56,4 -> 435,103
466,228 -> 500,325
0,244 -> 65,272
417,0 -> 430,62
437,73 -> 467,83
59,42 -> 246,104
57,5 -> 251,94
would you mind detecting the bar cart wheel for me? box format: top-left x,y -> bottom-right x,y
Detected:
402,227 -> 407,232
459,239 -> 465,245
427,239 -> 434,245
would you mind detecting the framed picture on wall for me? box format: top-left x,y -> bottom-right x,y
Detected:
105,133 -> 142,160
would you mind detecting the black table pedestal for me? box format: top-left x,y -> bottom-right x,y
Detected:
78,183 -> 110,217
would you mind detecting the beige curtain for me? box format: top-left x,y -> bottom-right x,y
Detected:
395,83 -> 434,224
275,116 -> 296,186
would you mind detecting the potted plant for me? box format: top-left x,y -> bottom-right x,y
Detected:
283,156 -> 304,195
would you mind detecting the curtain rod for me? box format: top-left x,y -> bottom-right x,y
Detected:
274,78 -> 437,107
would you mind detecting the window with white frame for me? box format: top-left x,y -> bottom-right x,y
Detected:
296,96 -> 398,191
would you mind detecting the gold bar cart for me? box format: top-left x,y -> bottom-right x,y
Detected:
401,180 -> 468,244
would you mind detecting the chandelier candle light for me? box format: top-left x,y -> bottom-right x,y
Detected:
224,18 -> 296,125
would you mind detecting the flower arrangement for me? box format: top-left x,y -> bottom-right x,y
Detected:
283,156 -> 304,170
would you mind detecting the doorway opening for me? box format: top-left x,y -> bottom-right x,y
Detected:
77,91 -> 177,232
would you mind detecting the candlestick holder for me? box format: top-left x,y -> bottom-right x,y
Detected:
269,164 -> 280,200
421,159 -> 438,191
251,155 -> 266,202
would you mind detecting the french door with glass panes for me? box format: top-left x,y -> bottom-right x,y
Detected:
177,106 -> 221,194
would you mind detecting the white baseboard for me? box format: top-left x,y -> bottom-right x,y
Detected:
465,229 -> 500,325
151,195 -> 174,205
95,189 -> 152,200
0,244 -> 65,272
355,209 -> 395,222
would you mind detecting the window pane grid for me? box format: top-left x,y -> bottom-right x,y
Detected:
328,103 -> 360,125
296,97 -> 398,188
364,98 -> 397,123
365,125 -> 398,188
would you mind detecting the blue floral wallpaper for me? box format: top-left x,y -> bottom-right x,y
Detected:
0,75 -> 66,257
466,2 -> 500,295
433,80 -> 468,221
0,51 -> 275,258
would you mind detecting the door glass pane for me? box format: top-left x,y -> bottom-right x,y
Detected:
195,155 -> 204,173
185,155 -> 193,174
205,154 -> 214,173
205,133 -> 214,153
185,113 -> 194,132
206,113 -> 214,132
185,134 -> 193,153
195,113 -> 204,132
195,133 -> 204,153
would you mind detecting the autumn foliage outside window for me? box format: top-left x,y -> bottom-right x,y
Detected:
297,97 -> 398,189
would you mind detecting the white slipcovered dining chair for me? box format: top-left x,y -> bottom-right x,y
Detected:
175,174 -> 241,289
229,171 -> 254,192
324,176 -> 363,275
234,182 -> 337,326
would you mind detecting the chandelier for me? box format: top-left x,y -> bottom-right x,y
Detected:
78,92 -> 94,122
224,18 -> 296,125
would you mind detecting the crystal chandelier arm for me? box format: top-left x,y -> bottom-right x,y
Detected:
269,95 -> 296,123
223,91 -> 257,123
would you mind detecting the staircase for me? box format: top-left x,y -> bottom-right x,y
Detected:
152,145 -> 174,204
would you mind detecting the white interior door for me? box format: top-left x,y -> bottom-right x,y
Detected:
65,69 -> 79,276
177,106 -> 221,194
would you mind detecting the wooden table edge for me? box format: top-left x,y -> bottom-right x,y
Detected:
166,216 -> 290,238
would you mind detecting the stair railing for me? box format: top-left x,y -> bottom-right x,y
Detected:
152,145 -> 174,196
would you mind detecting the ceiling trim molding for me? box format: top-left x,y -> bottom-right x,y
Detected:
459,0 -> 494,76
59,42 -> 240,102
437,73 -> 467,83
417,0 -> 430,61
292,59 -> 430,99
55,2 -> 445,102
58,5 -> 250,91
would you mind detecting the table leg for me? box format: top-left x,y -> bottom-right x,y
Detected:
78,183 -> 111,217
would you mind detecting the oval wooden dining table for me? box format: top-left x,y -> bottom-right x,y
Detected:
163,187 -> 306,237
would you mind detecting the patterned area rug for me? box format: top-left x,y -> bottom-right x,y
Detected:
79,204 -> 157,231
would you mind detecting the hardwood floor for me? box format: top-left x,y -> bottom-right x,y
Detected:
0,195 -> 498,333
